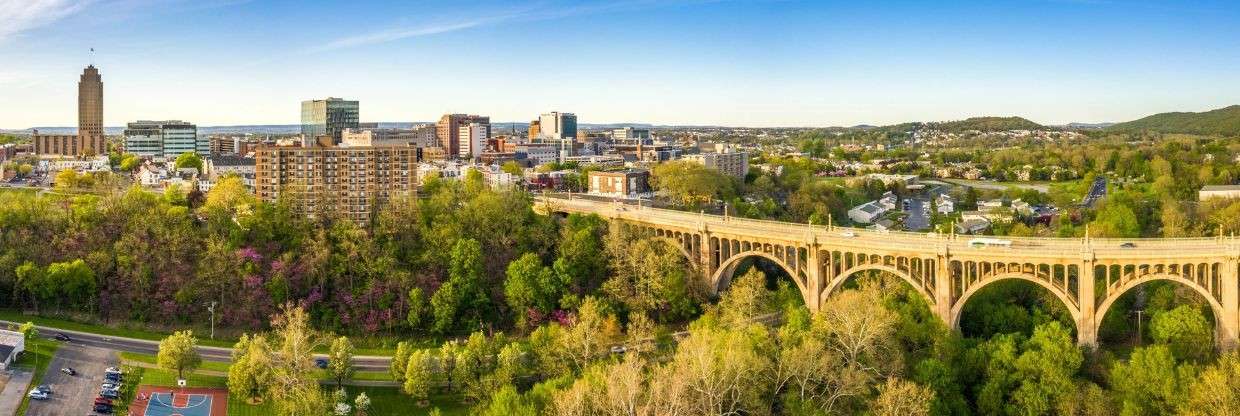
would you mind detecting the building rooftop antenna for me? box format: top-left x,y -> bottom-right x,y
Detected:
90,47 -> 95,66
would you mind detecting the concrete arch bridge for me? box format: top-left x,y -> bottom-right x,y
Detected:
536,196 -> 1240,348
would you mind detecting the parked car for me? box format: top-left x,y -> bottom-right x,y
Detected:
105,372 -> 122,381
104,367 -> 123,374
54,333 -> 70,342
1120,242 -> 1136,248
93,403 -> 113,414
61,367 -> 76,375
315,358 -> 328,369
94,397 -> 113,406
102,382 -> 123,390
35,384 -> 51,394
100,388 -> 119,399
27,389 -> 49,400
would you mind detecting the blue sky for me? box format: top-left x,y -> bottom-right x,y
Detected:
2,0 -> 1239,128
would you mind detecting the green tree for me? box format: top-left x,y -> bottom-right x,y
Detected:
1091,201 -> 1141,238
504,253 -> 562,325
175,152 -> 204,172
403,349 -> 436,402
54,168 -> 78,188
649,160 -> 736,208
1180,351 -> 1240,416
501,161 -> 525,177
391,341 -> 412,382
327,336 -> 354,387
406,287 -> 427,329
157,330 -> 202,380
228,333 -> 274,403
431,239 -> 489,333
354,392 -> 371,416
119,154 -> 141,171
1149,305 -> 1213,363
1111,345 -> 1195,415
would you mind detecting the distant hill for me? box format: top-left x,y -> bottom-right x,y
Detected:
1108,105 -> 1240,135
930,116 -> 1046,132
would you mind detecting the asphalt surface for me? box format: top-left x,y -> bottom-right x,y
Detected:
1,321 -> 392,373
1082,176 -> 1107,207
904,198 -> 930,231
26,344 -> 118,416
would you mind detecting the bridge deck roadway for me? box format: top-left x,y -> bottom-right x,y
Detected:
538,196 -> 1240,261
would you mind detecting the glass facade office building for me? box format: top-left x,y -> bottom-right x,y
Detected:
301,98 -> 359,144
123,120 -> 203,159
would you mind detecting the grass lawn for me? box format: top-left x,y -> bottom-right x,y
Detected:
13,338 -> 61,415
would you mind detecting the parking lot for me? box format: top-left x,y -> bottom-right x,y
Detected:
26,343 -> 119,416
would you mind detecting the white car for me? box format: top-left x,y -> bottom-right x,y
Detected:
104,366 -> 123,374
102,382 -> 123,390
840,231 -> 857,238
27,389 -> 49,400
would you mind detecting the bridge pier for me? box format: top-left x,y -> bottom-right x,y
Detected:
934,252 -> 953,325
1222,258 -> 1239,350
1078,255 -> 1097,348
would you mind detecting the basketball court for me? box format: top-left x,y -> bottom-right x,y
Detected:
131,386 -> 228,416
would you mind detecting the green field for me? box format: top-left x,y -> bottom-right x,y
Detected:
118,351 -> 393,382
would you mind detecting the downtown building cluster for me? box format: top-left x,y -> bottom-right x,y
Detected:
10,65 -> 749,225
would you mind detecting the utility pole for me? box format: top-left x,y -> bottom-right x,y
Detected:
207,301 -> 217,340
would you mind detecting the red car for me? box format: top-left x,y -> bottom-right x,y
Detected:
94,396 -> 112,406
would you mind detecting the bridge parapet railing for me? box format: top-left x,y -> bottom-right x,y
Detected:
536,196 -> 1238,256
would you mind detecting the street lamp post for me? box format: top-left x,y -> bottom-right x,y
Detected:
207,301 -> 217,340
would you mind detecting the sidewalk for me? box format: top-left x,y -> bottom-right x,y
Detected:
0,369 -> 32,416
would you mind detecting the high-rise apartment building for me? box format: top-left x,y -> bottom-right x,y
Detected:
254,145 -> 422,224
300,98 -> 359,144
538,112 -> 577,141
123,120 -> 204,158
684,145 -> 749,178
33,65 -> 107,156
436,114 -> 490,157
457,122 -> 491,159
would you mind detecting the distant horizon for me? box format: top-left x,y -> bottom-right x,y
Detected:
3,1 -> 1239,128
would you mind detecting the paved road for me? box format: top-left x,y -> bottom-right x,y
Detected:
26,344 -> 117,416
1082,176 -> 1107,207
0,369 -> 31,416
0,321 -> 392,373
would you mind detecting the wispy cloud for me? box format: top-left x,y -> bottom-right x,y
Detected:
307,0 -> 726,54
308,18 -> 499,54
0,0 -> 96,42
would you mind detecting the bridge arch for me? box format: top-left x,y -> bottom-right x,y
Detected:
650,236 -> 697,270
711,251 -> 811,308
1095,273 -> 1228,346
949,272 -> 1082,331
823,264 -> 935,308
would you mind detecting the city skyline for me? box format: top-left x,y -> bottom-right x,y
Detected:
2,0 -> 1240,128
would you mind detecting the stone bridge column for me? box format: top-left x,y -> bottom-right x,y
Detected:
1222,257 -> 1239,350
934,248 -> 953,325
1078,253 -> 1097,348
805,239 -> 822,313
699,229 -> 715,295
